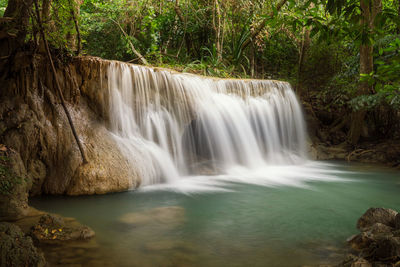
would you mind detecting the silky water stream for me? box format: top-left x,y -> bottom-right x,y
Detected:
31,63 -> 400,266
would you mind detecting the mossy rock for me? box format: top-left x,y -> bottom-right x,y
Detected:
0,150 -> 29,220
0,222 -> 46,267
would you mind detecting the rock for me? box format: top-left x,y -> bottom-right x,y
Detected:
0,222 -> 46,267
347,233 -> 374,251
357,208 -> 398,231
30,214 -> 95,244
394,229 -> 400,238
0,150 -> 30,220
395,214 -> 400,230
340,254 -> 371,267
0,56 -> 143,196
343,208 -> 400,267
118,206 -> 185,227
366,222 -> 393,236
370,236 -> 400,261
65,123 -> 142,195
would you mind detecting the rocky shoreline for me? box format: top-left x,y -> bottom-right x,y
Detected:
0,208 -> 101,267
308,140 -> 400,169
341,208 -> 400,267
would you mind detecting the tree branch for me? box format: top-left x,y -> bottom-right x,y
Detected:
110,18 -> 148,65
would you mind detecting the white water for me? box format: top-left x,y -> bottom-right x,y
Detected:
106,62 -> 344,191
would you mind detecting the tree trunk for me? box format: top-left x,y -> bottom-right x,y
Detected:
348,0 -> 382,144
213,0 -> 222,61
66,0 -> 83,53
174,0 -> 193,56
0,0 -> 34,79
398,0 -> 400,34
296,26 -> 311,98
39,0 -> 52,52
1,0 -> 34,55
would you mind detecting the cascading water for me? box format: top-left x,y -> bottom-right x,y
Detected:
106,62 -> 341,191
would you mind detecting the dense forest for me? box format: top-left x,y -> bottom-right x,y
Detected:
1,0 -> 400,146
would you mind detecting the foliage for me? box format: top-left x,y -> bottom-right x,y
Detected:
0,0 -> 7,16
3,0 -> 400,138
352,37 -> 400,110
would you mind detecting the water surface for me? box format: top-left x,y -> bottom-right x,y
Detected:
31,162 -> 400,267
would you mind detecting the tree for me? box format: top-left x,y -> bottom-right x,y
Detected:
348,0 -> 382,144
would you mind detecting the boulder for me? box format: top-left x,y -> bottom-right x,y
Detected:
366,222 -> 393,236
342,208 -> 400,267
0,222 -> 46,267
357,208 -> 398,231
347,233 -> 374,251
369,236 -> 400,261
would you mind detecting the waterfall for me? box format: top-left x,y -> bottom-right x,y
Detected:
105,61 -> 317,188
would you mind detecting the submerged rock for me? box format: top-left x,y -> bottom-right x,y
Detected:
118,206 -> 185,227
143,240 -> 195,252
0,222 -> 46,267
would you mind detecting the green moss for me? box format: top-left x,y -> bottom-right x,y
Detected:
0,156 -> 23,195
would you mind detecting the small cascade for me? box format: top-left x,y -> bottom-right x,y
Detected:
106,62 -> 308,186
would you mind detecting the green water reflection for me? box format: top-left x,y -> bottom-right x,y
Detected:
31,162 -> 400,267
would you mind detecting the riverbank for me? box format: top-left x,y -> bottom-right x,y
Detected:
304,102 -> 400,169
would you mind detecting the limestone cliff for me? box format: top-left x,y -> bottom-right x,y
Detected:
0,55 -> 141,196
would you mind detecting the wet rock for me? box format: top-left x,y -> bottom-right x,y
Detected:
366,222 -> 393,236
395,214 -> 400,230
30,214 -> 95,244
357,208 -> 398,231
342,208 -> 400,267
0,222 -> 46,267
370,236 -> 400,261
347,233 -> 374,251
